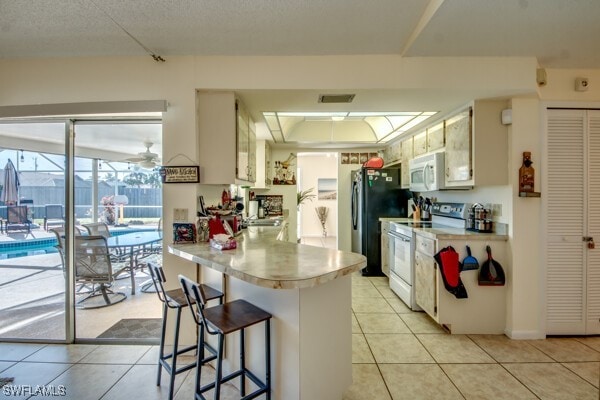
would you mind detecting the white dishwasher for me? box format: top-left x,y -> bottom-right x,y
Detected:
388,222 -> 421,311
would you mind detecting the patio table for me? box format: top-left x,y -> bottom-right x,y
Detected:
106,231 -> 162,295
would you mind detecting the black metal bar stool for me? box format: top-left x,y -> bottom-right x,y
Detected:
179,274 -> 272,400
148,263 -> 224,400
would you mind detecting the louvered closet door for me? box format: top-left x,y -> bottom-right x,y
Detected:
546,109 -> 586,334
586,111 -> 600,334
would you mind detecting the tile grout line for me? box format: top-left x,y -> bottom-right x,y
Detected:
352,309 -> 395,400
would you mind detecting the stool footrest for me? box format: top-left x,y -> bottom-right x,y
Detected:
161,343 -> 197,361
159,358 -> 196,376
198,367 -> 268,397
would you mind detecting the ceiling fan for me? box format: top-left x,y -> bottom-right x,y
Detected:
125,140 -> 161,169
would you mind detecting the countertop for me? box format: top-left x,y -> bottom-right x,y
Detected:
168,226 -> 366,289
379,217 -> 508,241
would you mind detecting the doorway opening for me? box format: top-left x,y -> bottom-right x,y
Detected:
297,153 -> 338,249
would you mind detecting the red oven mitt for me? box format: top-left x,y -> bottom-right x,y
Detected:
434,246 -> 468,299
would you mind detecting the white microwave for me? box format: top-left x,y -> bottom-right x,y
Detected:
409,152 -> 446,192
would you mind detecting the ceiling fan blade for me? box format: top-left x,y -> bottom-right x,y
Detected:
139,160 -> 156,169
125,157 -> 144,163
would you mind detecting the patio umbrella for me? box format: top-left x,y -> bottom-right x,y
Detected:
2,158 -> 20,205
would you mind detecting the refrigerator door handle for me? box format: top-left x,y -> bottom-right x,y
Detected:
351,180 -> 358,230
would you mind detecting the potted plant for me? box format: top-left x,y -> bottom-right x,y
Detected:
297,188 -> 315,209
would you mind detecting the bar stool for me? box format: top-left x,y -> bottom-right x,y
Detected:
148,263 -> 224,400
179,274 -> 272,400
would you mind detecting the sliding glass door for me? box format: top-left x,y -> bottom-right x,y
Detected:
0,117 -> 163,343
0,121 -> 68,341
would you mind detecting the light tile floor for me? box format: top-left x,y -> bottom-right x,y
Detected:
1,272 -> 599,399
345,273 -> 600,400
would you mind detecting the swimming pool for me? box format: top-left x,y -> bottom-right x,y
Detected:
0,227 -> 158,260
0,245 -> 59,260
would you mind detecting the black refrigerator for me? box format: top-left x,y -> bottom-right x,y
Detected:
351,167 -> 411,276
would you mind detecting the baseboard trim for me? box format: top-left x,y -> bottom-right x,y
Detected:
504,329 -> 545,340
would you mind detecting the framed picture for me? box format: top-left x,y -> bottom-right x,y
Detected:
350,153 -> 359,164
369,152 -> 378,159
159,166 -> 200,183
255,195 -> 283,216
359,153 -> 369,164
173,223 -> 197,243
318,178 -> 337,200
340,153 -> 349,164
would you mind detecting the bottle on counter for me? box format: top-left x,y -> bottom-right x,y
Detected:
519,151 -> 535,192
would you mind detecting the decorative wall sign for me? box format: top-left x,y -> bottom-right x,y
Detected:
159,166 -> 200,183
173,223 -> 197,243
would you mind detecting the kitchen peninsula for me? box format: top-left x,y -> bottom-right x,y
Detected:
168,226 -> 366,400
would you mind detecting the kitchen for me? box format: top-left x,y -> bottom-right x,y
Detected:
2,1 -> 600,398
4,47 -> 580,350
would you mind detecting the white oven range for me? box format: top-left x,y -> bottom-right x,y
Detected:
388,202 -> 471,311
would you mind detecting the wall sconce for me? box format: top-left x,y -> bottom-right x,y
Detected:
20,150 -> 25,162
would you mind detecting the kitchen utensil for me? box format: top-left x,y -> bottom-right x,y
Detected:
462,245 -> 479,271
479,245 -> 506,286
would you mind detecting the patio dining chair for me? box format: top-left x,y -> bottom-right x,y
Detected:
44,204 -> 65,231
74,235 -> 129,309
6,205 -> 31,234
83,222 -> 111,238
138,218 -> 163,293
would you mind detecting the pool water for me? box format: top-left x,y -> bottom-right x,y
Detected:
0,227 -> 157,260
0,245 -> 59,260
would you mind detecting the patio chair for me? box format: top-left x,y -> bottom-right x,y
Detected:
74,235 -> 129,309
44,204 -> 65,231
50,226 -> 90,292
138,218 -> 164,293
6,205 -> 31,234
83,222 -> 111,238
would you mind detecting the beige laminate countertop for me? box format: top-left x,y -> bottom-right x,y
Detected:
379,217 -> 508,241
168,226 -> 366,289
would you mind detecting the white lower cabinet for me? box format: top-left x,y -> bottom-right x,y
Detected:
381,221 -> 390,277
414,232 -> 507,334
414,241 -> 437,318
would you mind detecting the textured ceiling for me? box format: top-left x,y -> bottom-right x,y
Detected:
1,0 -> 599,148
1,0 -> 599,68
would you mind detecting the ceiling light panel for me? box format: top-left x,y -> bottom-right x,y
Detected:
364,116 -> 394,140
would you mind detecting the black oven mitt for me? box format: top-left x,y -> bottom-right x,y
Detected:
434,246 -> 468,299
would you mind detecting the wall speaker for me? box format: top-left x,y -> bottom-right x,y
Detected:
536,68 -> 547,87
501,109 -> 512,125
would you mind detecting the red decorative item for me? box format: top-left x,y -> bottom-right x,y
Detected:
208,215 -> 227,239
363,157 -> 384,168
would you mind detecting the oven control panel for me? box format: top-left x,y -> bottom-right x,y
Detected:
431,202 -> 472,220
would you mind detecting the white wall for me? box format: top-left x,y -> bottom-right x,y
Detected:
297,154 -> 338,238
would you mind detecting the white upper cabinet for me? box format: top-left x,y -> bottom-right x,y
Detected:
196,91 -> 256,185
445,100 -> 508,188
253,140 -> 272,189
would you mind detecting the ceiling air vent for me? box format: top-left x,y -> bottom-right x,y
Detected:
318,94 -> 355,104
